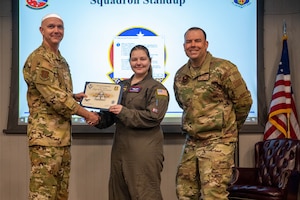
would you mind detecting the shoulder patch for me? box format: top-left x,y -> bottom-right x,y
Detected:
35,67 -> 54,85
156,89 -> 168,96
40,70 -> 50,81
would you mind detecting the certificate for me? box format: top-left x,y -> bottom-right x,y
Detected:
80,82 -> 122,110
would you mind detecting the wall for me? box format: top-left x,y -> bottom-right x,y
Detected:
1,0 -> 300,199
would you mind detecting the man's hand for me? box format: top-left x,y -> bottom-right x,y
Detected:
86,111 -> 100,126
73,92 -> 87,102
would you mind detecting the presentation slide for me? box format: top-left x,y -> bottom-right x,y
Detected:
18,0 -> 258,125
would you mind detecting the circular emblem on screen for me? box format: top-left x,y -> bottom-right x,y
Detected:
26,0 -> 48,9
108,27 -> 168,83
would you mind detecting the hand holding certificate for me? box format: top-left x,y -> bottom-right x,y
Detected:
80,82 -> 122,110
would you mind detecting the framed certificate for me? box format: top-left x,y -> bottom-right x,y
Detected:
80,82 -> 122,110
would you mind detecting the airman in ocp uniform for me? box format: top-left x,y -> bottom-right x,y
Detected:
174,27 -> 252,200
23,13 -> 99,200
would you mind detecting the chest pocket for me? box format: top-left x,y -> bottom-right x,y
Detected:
194,80 -> 224,104
123,87 -> 148,110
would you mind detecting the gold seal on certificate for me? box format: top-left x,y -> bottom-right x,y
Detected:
80,82 -> 122,110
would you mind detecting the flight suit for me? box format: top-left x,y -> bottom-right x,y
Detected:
96,72 -> 169,200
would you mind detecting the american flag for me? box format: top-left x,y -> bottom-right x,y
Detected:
263,35 -> 300,140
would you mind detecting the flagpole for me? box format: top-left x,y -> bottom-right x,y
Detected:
283,20 -> 290,138
287,113 -> 291,138
283,20 -> 287,40
283,20 -> 286,36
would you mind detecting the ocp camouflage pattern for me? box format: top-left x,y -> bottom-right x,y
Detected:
174,52 -> 252,142
23,44 -> 80,146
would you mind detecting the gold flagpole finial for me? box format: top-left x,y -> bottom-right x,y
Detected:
283,20 -> 287,40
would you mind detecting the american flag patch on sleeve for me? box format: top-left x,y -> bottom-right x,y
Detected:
156,89 -> 168,96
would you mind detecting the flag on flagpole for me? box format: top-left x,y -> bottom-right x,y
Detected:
263,35 -> 300,140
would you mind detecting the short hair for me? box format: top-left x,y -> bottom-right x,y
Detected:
184,27 -> 207,40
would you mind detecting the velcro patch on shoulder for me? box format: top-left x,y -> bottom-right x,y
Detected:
40,70 -> 50,81
156,89 -> 168,96
35,68 -> 54,85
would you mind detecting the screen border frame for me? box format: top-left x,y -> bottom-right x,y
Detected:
3,0 -> 266,134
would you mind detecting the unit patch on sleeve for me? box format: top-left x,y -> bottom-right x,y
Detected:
40,70 -> 50,81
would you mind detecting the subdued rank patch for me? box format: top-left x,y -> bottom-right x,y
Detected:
197,74 -> 209,81
156,89 -> 168,96
40,70 -> 50,81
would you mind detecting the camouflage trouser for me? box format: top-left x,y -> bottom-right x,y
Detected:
176,137 -> 236,200
29,146 -> 71,200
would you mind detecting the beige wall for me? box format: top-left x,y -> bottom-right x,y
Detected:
1,0 -> 300,199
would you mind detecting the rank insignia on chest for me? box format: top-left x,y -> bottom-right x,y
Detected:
197,74 -> 209,81
129,86 -> 141,93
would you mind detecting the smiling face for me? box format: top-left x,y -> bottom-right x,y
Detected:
129,47 -> 151,77
183,28 -> 208,65
40,17 -> 64,50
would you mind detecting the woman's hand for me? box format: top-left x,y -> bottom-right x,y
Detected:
109,105 -> 123,115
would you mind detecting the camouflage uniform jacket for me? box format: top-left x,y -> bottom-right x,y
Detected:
173,52 -> 252,143
23,44 -> 80,147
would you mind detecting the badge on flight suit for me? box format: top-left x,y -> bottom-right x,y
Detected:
129,86 -> 141,93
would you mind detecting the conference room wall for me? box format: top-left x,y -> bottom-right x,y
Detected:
1,0 -> 299,199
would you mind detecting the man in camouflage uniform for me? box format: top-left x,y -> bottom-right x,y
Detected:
23,13 -> 99,200
174,27 -> 252,200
